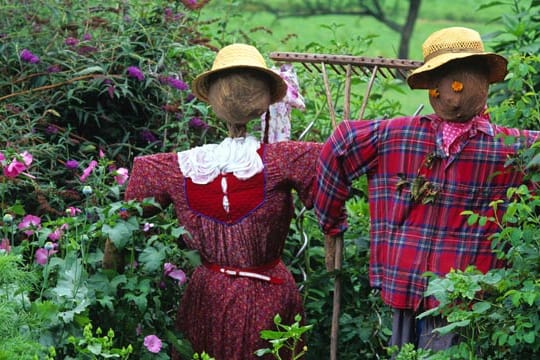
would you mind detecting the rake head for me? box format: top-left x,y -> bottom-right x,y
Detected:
269,51 -> 423,79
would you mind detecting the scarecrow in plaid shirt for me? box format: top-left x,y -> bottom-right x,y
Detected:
315,27 -> 539,351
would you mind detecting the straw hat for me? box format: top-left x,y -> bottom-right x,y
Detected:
407,27 -> 508,89
192,43 -> 287,104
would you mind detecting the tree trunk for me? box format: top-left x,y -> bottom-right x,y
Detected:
399,0 -> 422,60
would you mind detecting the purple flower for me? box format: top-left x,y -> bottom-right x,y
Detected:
77,46 -> 97,55
65,37 -> 79,47
143,335 -> 162,353
82,33 -> 92,41
188,116 -> 208,129
166,77 -> 188,91
126,66 -> 144,81
107,84 -> 116,99
18,214 -> 41,236
140,129 -> 158,143
45,124 -> 59,134
20,49 -> 40,64
185,93 -> 195,102
47,64 -> 62,73
65,159 -> 79,169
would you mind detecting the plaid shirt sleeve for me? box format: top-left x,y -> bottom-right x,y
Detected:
314,120 -> 380,235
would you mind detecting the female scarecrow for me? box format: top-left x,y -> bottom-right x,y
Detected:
315,27 -> 539,351
124,44 -> 321,359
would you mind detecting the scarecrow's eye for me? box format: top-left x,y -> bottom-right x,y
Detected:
451,81 -> 464,92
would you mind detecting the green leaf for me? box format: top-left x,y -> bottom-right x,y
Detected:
73,66 -> 104,76
434,320 -> 470,335
138,246 -> 165,273
471,301 -> 491,314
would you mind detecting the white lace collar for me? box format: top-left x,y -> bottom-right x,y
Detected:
177,136 -> 264,184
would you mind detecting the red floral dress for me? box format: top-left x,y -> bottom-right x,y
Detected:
125,137 -> 321,359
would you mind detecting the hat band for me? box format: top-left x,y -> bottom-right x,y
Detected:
424,41 -> 484,62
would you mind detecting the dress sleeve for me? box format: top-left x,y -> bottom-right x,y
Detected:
314,120 -> 380,235
279,141 -> 323,209
124,154 -> 173,216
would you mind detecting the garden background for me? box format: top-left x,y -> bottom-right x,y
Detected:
0,0 -> 539,359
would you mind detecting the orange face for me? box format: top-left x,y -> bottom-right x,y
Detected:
427,61 -> 489,122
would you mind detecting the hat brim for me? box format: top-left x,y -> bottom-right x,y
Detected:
192,65 -> 288,104
407,52 -> 508,89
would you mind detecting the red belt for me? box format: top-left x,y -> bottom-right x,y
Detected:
203,258 -> 284,285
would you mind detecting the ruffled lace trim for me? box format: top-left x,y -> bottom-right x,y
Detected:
177,136 -> 263,184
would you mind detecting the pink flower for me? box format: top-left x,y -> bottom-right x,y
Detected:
18,214 -> 41,236
80,160 -> 98,182
99,149 -> 105,158
48,224 -> 67,241
164,262 -> 187,285
4,159 -> 26,178
0,152 -> 5,162
66,207 -> 82,217
0,238 -> 10,253
113,167 -> 129,185
20,151 -> 32,166
143,335 -> 162,353
35,246 -> 57,265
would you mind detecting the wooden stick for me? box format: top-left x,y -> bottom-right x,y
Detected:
321,62 -> 337,129
330,236 -> 344,360
358,65 -> 379,120
343,64 -> 352,120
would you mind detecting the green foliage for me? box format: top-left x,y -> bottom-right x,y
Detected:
256,314 -> 312,359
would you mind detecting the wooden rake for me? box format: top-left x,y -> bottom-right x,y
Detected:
269,51 -> 422,360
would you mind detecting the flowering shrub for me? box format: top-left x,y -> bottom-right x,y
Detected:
0,4 -> 216,355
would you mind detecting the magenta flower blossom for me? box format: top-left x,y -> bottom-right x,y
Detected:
35,246 -> 57,265
80,160 -> 98,182
143,335 -> 162,353
4,159 -> 26,178
82,33 -> 92,41
48,224 -> 67,241
113,167 -> 129,185
0,152 -> 4,162
65,159 -> 79,169
0,238 -> 10,253
65,37 -> 79,47
164,262 -> 187,285
18,214 -> 41,236
20,49 -> 40,63
127,66 -> 144,81
66,206 -> 82,217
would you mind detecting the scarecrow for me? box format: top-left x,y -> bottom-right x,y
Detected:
315,27 -> 539,351
123,44 -> 321,359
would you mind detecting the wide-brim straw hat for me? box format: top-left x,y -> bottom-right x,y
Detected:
192,43 -> 287,104
407,27 -> 508,89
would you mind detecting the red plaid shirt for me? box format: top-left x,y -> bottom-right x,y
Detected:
315,113 -> 539,310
